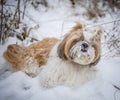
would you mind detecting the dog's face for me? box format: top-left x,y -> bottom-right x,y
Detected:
58,23 -> 102,66
70,40 -> 96,65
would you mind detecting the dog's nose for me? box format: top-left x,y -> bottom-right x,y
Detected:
82,43 -> 88,48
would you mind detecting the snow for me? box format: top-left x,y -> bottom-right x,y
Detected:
0,59 -> 120,100
0,0 -> 120,100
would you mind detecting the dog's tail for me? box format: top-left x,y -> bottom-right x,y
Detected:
3,38 -> 58,73
3,44 -> 27,71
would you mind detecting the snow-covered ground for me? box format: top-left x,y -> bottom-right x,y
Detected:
0,0 -> 120,100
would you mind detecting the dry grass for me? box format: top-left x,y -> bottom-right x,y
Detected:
70,0 -> 120,19
1,0 -> 120,58
102,19 -> 120,58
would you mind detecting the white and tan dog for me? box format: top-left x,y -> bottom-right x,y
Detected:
3,23 -> 102,88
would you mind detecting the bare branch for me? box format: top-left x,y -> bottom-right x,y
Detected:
0,0 -> 4,44
22,0 -> 27,19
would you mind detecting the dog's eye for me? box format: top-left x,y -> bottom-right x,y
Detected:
91,43 -> 96,49
90,42 -> 95,46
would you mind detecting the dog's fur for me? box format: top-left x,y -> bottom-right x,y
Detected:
3,23 -> 102,88
4,38 -> 58,76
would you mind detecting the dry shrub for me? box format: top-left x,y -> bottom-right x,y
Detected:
0,0 -> 21,44
31,0 -> 48,8
70,0 -> 120,19
103,19 -> 120,57
0,0 -> 33,44
1,0 -> 119,45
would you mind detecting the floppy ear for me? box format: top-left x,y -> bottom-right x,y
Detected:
92,27 -> 102,45
57,34 -> 70,60
70,22 -> 84,32
57,23 -> 84,60
91,27 -> 102,64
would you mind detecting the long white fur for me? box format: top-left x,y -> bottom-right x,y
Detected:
39,42 -> 96,88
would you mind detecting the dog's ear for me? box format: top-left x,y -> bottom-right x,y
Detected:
91,27 -> 102,64
70,22 -> 84,32
92,27 -> 102,44
57,34 -> 69,60
57,23 -> 84,60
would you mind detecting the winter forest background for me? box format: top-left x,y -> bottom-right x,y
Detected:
0,0 -> 120,100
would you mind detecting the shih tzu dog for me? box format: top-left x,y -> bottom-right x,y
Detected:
3,23 -> 102,88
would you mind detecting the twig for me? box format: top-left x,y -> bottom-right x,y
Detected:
86,19 -> 120,28
18,0 -> 20,24
113,85 -> 120,90
22,0 -> 27,19
0,0 -> 4,44
113,85 -> 120,100
102,46 -> 120,58
5,4 -> 16,7
13,0 -> 21,27
114,90 -> 118,100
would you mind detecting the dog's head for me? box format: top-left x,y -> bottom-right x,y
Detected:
57,23 -> 102,66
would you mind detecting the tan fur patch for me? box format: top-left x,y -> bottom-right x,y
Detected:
57,23 -> 84,60
91,28 -> 102,64
3,38 -> 58,72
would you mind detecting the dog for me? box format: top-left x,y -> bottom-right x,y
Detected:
3,23 -> 102,88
